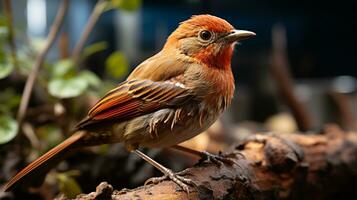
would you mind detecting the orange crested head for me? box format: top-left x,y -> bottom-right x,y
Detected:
177,14 -> 234,36
164,14 -> 255,69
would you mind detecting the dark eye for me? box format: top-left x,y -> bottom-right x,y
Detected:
199,30 -> 212,41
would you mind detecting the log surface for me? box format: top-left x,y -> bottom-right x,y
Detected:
58,125 -> 357,200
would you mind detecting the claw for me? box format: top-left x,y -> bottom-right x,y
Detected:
144,169 -> 196,196
144,174 -> 168,187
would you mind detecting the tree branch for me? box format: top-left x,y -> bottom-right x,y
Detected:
60,125 -> 357,200
270,24 -> 313,131
71,0 -> 107,66
17,0 -> 69,125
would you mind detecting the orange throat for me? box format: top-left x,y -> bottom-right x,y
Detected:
194,44 -> 234,70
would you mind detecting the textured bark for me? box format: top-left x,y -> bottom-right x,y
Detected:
59,125 -> 357,200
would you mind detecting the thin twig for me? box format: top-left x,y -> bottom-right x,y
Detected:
17,0 -> 69,125
270,24 -> 313,131
2,0 -> 17,69
22,122 -> 41,151
72,0 -> 107,66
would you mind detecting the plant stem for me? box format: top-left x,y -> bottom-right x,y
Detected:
2,0 -> 17,69
17,0 -> 70,125
72,0 -> 107,66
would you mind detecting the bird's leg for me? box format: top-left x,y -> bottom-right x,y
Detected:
171,145 -> 242,166
133,150 -> 196,194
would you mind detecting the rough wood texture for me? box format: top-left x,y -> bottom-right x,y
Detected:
58,125 -> 357,200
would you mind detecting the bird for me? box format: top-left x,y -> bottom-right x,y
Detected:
3,14 -> 255,193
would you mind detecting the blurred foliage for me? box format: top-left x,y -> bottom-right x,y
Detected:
0,61 -> 12,79
0,23 -> 13,79
0,17 -> 19,144
0,1 -> 139,197
37,124 -> 64,152
82,41 -> 108,59
110,0 -> 142,11
0,88 -> 21,111
106,51 -> 129,78
47,59 -> 101,98
0,25 -> 8,37
0,115 -> 18,144
56,170 -> 82,199
48,76 -> 89,99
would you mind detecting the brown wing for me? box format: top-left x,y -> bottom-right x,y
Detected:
75,79 -> 193,130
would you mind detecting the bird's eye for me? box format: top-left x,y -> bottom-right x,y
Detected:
199,30 -> 212,41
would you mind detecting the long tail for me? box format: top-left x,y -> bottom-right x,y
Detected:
3,131 -> 86,192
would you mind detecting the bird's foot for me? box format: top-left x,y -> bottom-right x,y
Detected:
144,169 -> 196,194
200,151 -> 242,166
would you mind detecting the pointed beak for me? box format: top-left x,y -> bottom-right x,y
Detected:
224,29 -> 256,43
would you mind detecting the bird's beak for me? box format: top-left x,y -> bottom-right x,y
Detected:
224,29 -> 256,43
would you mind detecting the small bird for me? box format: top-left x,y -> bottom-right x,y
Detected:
3,14 -> 255,193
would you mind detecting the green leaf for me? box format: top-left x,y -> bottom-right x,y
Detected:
56,172 -> 82,199
111,0 -> 141,11
79,70 -> 101,87
52,59 -> 75,78
0,62 -> 13,79
105,51 -> 129,79
0,115 -> 18,144
0,88 -> 21,110
82,41 -> 108,58
48,77 -> 88,98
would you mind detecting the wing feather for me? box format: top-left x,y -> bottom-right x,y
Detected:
75,79 -> 193,129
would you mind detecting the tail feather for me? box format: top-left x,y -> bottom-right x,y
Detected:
3,131 -> 86,192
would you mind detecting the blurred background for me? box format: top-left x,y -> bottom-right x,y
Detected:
0,0 -> 356,199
